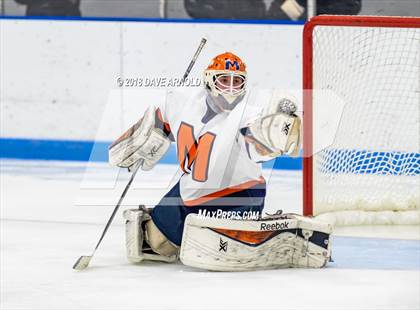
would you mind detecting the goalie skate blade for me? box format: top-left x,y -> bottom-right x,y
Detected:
73,256 -> 92,270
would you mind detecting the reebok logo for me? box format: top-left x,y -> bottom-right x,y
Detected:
260,221 -> 290,231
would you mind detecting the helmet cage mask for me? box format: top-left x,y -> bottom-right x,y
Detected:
214,72 -> 246,96
204,70 -> 247,108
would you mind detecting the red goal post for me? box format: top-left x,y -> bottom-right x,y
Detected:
302,15 -> 420,222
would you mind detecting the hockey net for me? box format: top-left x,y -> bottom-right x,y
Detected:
302,16 -> 420,226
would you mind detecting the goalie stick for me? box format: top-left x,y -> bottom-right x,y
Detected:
73,37 -> 207,270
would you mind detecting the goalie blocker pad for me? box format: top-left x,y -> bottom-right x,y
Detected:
108,106 -> 171,171
180,213 -> 332,271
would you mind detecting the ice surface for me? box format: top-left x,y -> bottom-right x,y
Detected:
1,160 -> 419,310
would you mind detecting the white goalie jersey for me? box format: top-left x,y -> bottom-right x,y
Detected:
156,88 -> 268,206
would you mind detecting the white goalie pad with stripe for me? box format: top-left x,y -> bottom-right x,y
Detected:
180,212 -> 332,271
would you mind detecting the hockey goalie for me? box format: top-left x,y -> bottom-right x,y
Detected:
109,52 -> 332,271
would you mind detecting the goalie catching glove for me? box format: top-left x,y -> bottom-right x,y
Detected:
109,106 -> 171,171
241,95 -> 301,157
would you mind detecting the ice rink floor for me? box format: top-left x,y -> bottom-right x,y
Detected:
1,160 -> 419,310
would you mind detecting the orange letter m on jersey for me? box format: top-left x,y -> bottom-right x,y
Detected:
177,122 -> 216,182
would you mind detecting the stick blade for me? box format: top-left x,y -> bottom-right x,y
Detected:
73,256 -> 92,270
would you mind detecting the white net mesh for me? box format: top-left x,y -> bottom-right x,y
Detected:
311,24 -> 420,223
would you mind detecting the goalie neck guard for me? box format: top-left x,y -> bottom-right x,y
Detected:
204,52 -> 247,112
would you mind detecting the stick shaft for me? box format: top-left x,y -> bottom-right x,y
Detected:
182,38 -> 207,83
92,162 -> 141,254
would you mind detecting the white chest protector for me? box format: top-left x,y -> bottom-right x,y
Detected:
158,88 -> 264,206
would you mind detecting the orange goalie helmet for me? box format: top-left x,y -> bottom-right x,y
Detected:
204,52 -> 247,112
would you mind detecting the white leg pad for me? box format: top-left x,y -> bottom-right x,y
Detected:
123,208 -> 149,263
180,212 -> 332,271
123,208 -> 178,263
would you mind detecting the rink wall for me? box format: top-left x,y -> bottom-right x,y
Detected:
0,17 -> 303,170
